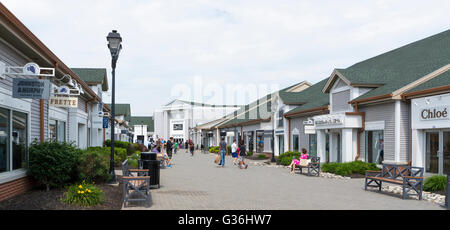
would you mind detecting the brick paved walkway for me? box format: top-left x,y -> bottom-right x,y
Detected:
122,150 -> 444,210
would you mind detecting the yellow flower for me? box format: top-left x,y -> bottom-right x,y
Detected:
77,191 -> 81,194
81,191 -> 85,194
78,185 -> 83,189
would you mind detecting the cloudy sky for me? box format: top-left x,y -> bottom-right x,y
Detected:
2,0 -> 450,116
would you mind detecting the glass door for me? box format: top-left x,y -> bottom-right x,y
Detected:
426,132 -> 440,174
443,131 -> 450,174
278,135 -> 284,155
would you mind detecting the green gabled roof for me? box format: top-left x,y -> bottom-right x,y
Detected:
218,94 -> 274,128
106,103 -> 131,122
130,116 -> 154,132
71,68 -> 108,91
405,70 -> 450,94
283,78 -> 330,117
336,29 -> 450,102
278,81 -> 312,104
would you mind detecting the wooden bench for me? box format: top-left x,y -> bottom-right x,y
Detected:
365,164 -> 424,200
122,159 -> 151,208
293,156 -> 321,177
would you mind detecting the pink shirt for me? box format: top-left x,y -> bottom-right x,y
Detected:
300,154 -> 308,159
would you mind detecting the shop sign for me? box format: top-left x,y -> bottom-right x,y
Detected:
304,125 -> 316,134
49,96 -> 78,108
420,106 -> 449,121
12,78 -> 51,99
103,117 -> 109,128
314,115 -> 343,126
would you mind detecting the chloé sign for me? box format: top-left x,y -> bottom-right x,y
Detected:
420,106 -> 449,121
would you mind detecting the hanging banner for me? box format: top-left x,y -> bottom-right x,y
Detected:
49,96 -> 78,108
103,117 -> 109,128
13,78 -> 51,99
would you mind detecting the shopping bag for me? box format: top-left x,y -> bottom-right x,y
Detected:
214,154 -> 221,164
299,159 -> 309,167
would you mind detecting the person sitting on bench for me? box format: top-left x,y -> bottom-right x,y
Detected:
290,148 -> 309,174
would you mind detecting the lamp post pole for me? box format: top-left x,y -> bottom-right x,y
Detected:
107,30 -> 122,184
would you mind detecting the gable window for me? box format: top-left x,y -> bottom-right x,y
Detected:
332,89 -> 351,112
278,109 -> 284,128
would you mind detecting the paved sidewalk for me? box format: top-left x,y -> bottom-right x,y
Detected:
122,151 -> 444,210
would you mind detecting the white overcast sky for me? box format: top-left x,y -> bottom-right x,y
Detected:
2,0 -> 450,116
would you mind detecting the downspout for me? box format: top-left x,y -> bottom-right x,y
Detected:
288,117 -> 291,152
353,103 -> 365,161
40,75 -> 45,143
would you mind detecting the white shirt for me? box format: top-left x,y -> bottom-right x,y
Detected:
231,143 -> 238,153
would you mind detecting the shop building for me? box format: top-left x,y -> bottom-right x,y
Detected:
0,3 -> 107,201
272,81 -> 312,156
404,70 -> 450,175
154,99 -> 241,143
105,103 -> 132,142
283,78 -> 330,160
130,116 -> 154,145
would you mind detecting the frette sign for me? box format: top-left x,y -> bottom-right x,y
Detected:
49,96 -> 78,108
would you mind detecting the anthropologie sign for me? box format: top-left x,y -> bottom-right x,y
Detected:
420,106 -> 449,121
49,96 -> 78,108
12,78 -> 51,99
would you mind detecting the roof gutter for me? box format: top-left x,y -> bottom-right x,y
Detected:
283,106 -> 329,118
402,84 -> 450,100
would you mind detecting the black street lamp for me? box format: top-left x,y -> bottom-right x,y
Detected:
107,30 -> 123,183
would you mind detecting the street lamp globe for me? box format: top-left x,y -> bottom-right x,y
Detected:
107,30 -> 123,57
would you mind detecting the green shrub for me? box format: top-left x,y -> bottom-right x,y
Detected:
105,147 -> 127,166
423,175 -> 447,192
78,148 -> 111,183
63,182 -> 104,206
321,161 -> 379,176
278,151 -> 301,166
247,151 -> 253,156
28,141 -> 81,191
209,146 -> 220,153
257,154 -> 268,159
105,140 -> 131,149
127,151 -> 141,168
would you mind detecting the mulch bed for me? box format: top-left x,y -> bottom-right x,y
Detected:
0,177 -> 124,210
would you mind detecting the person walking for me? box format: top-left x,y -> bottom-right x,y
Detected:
238,140 -> 248,169
174,141 -> 178,154
231,139 -> 239,166
166,137 -> 174,160
219,137 -> 227,167
189,139 -> 195,156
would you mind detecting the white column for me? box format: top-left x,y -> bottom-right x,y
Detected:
395,100 -> 401,163
330,132 -> 337,162
317,130 -> 326,163
341,128 -> 354,163
411,129 -> 424,168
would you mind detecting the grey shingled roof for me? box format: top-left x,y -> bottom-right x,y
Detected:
334,29 -> 450,102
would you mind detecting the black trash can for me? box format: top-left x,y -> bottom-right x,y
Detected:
140,152 -> 160,188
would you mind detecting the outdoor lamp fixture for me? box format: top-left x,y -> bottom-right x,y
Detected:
107,30 -> 123,184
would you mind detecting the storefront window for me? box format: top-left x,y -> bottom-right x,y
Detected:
49,120 -> 57,141
293,134 -> 299,152
49,120 -> 66,143
444,131 -> 450,174
12,111 -> 27,170
365,130 -> 384,164
0,107 -> 29,173
57,121 -> 66,142
309,134 -> 317,156
256,131 -> 264,153
0,108 -> 10,173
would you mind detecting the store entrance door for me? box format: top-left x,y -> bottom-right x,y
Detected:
426,131 -> 450,174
